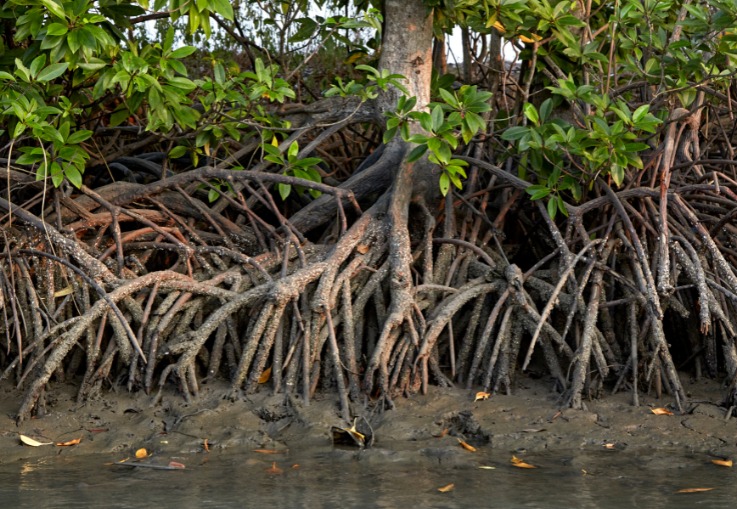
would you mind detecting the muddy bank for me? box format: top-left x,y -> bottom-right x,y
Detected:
1,375 -> 736,466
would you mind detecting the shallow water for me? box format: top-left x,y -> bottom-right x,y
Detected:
1,446 -> 734,508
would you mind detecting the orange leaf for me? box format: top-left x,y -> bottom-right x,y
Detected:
135,448 -> 149,459
266,462 -> 283,475
511,455 -> 537,469
254,448 -> 287,454
56,438 -> 82,446
474,392 -> 491,402
458,439 -> 476,452
603,443 -> 616,449
651,407 -> 674,416
711,459 -> 733,467
168,461 -> 186,469
203,439 -> 210,453
437,483 -> 455,493
258,366 -> 272,384
677,488 -> 714,493
356,244 -> 370,255
291,464 -> 300,469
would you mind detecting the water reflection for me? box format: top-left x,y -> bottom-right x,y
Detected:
0,447 -> 734,508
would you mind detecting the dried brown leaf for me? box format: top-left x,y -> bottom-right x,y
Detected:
651,407 -> 674,416
458,439 -> 476,452
511,455 -> 537,469
258,366 -> 272,384
474,392 -> 491,402
168,461 -> 186,469
253,448 -> 287,454
677,488 -> 714,493
356,244 -> 370,255
56,438 -> 82,447
711,459 -> 733,467
437,483 -> 455,493
266,462 -> 283,475
203,439 -> 210,453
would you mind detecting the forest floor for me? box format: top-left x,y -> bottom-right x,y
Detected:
1,374 -> 735,467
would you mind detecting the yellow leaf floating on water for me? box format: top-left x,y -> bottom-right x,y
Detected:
511,455 -> 537,469
56,438 -> 81,447
677,488 -> 714,493
19,435 -> 53,447
711,459 -> 733,467
651,407 -> 674,416
135,448 -> 149,459
458,439 -> 476,452
258,366 -> 272,384
437,483 -> 455,493
474,392 -> 491,402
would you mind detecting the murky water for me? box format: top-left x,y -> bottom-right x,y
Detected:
1,446 -> 734,508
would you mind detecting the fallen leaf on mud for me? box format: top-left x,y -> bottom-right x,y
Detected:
266,462 -> 283,475
458,439 -> 476,452
522,428 -> 546,433
603,443 -> 616,449
511,455 -> 537,469
651,407 -> 674,416
135,448 -> 150,459
56,438 -> 82,446
254,448 -> 287,454
203,439 -> 210,453
478,466 -> 496,470
356,244 -> 370,255
437,483 -> 455,493
711,459 -> 733,467
291,464 -> 300,469
434,428 -> 449,438
474,392 -> 491,402
19,435 -> 53,447
168,461 -> 186,469
258,366 -> 272,384
677,488 -> 714,493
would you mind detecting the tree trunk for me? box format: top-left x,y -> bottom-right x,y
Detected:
377,0 -> 434,114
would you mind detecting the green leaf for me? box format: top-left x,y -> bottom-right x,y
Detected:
287,141 -> 299,160
36,62 -> 69,82
523,103 -> 539,125
431,105 -> 444,132
66,129 -> 92,144
439,172 -> 450,196
438,88 -> 459,109
41,0 -> 66,19
65,166 -> 83,188
278,183 -> 291,200
406,144 -> 428,162
46,22 -> 68,36
169,146 -> 188,159
30,54 -> 47,79
170,46 -> 197,59
501,126 -> 530,141
547,197 -> 557,219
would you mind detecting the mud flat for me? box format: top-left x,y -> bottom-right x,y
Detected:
1,375 -> 735,466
